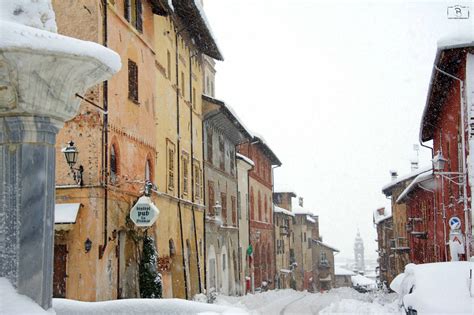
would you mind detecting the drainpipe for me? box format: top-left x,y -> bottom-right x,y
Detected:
434,66 -> 470,258
271,163 -> 281,288
100,0 -> 109,259
189,51 -> 202,293
175,28 -> 188,299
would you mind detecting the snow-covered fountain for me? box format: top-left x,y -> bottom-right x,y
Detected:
0,0 -> 120,309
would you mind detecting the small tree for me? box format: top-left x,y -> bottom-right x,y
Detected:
139,236 -> 162,298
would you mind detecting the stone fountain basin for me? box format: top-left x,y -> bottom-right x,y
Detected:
0,21 -> 121,121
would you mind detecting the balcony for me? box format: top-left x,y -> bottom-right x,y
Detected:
319,260 -> 330,269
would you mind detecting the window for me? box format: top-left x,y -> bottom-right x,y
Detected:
207,127 -> 213,163
208,181 -> 215,216
258,191 -> 262,221
230,147 -> 235,176
145,159 -> 151,182
110,144 -> 118,183
182,152 -> 189,196
169,239 -> 176,257
250,188 -> 254,220
237,192 -> 241,220
167,50 -> 171,79
231,196 -> 237,226
167,141 -> 175,191
304,232 -> 307,242
222,254 -> 226,271
128,59 -> 138,103
181,71 -> 185,98
219,135 -> 225,170
124,0 -> 143,32
194,162 -> 202,200
221,192 -> 227,225
264,196 -> 268,222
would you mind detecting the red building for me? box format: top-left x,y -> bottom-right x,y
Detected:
404,40 -> 474,261
238,136 -> 281,290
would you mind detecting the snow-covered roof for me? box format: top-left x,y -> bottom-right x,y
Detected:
165,0 -> 223,60
306,215 -> 315,223
396,171 -> 434,203
252,132 -> 282,166
292,202 -> 315,216
373,207 -> 392,225
55,203 -> 81,224
420,35 -> 474,142
381,166 -> 431,195
274,205 -> 295,217
313,240 -> 339,252
335,266 -> 356,276
273,184 -> 297,196
236,153 -> 255,167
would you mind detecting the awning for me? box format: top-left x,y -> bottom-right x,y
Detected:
55,203 -> 81,224
320,275 -> 332,282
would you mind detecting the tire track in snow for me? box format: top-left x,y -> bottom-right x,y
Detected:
279,294 -> 308,315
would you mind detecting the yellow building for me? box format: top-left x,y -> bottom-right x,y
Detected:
52,0 -> 222,301
151,1 -> 223,299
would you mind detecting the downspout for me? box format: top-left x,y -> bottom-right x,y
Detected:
434,66 -> 470,258
100,0 -> 109,259
175,28 -> 188,299
201,118 -> 207,293
189,51 -> 202,293
271,163 -> 281,289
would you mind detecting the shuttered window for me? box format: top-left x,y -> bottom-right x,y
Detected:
124,0 -> 143,33
128,59 -> 138,103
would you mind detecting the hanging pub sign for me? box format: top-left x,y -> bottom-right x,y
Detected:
130,196 -> 160,227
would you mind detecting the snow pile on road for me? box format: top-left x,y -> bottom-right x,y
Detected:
53,298 -> 247,315
351,274 -> 377,289
216,287 -> 398,314
0,277 -> 53,315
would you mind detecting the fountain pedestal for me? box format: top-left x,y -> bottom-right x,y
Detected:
0,15 -> 120,309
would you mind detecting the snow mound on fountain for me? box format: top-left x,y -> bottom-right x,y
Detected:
0,0 -> 57,32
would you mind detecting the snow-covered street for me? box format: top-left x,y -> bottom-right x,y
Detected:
215,288 -> 399,314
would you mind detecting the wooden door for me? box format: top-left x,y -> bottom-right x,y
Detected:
53,244 -> 67,298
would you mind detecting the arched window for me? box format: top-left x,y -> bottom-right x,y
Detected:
258,191 -> 262,221
110,144 -> 119,183
169,239 -> 176,257
250,188 -> 255,220
145,159 -> 152,182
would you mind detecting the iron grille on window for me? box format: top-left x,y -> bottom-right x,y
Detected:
128,59 -> 138,103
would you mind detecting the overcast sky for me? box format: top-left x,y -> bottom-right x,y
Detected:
204,0 -> 473,260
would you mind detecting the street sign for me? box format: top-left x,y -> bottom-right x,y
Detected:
449,216 -> 461,230
130,196 -> 160,227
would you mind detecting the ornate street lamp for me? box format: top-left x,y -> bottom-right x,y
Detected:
62,141 -> 84,186
432,151 -> 448,171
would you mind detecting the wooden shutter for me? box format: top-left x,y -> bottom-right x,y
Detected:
136,0 -> 143,32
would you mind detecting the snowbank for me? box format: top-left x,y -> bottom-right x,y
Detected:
53,298 -> 247,315
320,298 -> 398,314
0,277 -> 53,315
351,274 -> 377,289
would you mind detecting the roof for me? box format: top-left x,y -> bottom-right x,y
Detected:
396,171 -> 435,203
420,39 -> 474,142
274,205 -> 295,217
381,166 -> 431,195
252,133 -> 282,166
313,239 -> 339,252
273,188 -> 297,197
55,203 -> 81,224
203,95 -> 253,143
373,207 -> 392,224
335,266 -> 356,276
154,0 -> 223,60
236,153 -> 254,167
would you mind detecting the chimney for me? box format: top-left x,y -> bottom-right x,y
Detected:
299,197 -> 303,207
390,170 -> 398,181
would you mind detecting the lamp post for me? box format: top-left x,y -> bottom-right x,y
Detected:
62,141 -> 84,186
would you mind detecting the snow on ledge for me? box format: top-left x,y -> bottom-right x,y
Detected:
236,153 -> 254,167
274,205 -> 294,217
0,21 -> 121,73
